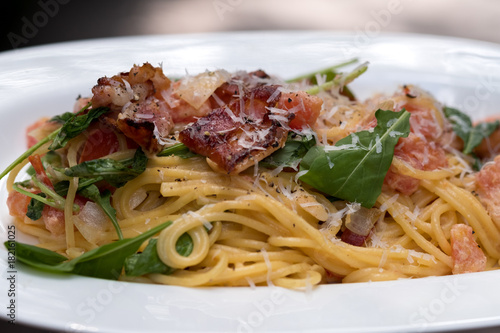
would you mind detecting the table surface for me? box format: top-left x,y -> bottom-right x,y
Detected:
1,1 -> 500,332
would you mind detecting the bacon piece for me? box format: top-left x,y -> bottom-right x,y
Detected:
91,63 -> 175,153
210,70 -> 274,108
373,86 -> 450,195
450,224 -> 487,274
384,133 -> 448,195
92,63 -> 170,110
179,85 -> 290,174
341,228 -> 367,247
116,98 -> 174,153
393,85 -> 446,142
476,155 -> 500,228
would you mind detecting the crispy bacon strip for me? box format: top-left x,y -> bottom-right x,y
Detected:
92,63 -> 174,153
179,85 -> 290,174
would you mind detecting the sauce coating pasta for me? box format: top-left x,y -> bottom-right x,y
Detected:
4,62 -> 500,288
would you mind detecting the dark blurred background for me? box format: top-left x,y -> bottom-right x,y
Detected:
1,0 -> 500,52
1,0 -> 500,332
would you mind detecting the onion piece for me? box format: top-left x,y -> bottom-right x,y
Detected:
175,70 -> 230,109
73,201 -> 112,245
344,206 -> 383,237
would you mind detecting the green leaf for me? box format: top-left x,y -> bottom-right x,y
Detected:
0,128 -> 60,181
306,62 -> 368,96
124,233 -> 193,276
50,112 -> 76,124
79,185 -> 123,240
299,109 -> 411,208
286,59 -> 358,83
5,241 -> 68,269
53,177 -> 102,197
444,106 -> 500,155
465,121 -> 499,155
175,232 -> 194,257
64,148 -> 148,188
443,107 -> 472,143
26,193 -> 46,220
5,221 -> 172,280
49,107 -> 110,151
261,133 -> 316,170
157,143 -> 197,158
124,238 -> 172,276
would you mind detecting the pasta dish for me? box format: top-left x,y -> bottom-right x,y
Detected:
3,61 -> 500,288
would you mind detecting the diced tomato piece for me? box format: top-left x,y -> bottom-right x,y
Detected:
277,91 -> 323,130
26,118 -> 48,148
450,224 -> 486,274
79,125 -> 121,163
42,206 -> 65,235
7,191 -> 32,219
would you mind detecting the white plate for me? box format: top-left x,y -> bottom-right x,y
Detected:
1,31 -> 500,333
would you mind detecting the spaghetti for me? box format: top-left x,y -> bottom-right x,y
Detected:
4,62 -> 500,288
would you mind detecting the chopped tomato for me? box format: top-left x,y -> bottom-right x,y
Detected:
25,118 -> 59,148
79,125 -> 121,163
450,224 -> 486,274
277,91 -> 323,130
7,190 -> 32,219
42,206 -> 65,235
42,195 -> 89,235
26,118 -> 47,148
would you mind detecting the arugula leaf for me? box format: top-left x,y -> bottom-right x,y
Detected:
466,121 -> 500,155
53,177 -> 103,197
79,184 -> 123,240
64,148 -> 148,188
299,109 -> 411,208
49,107 -> 110,151
444,106 -> 500,155
125,239 -> 172,276
5,221 -> 172,280
443,107 -> 471,143
175,232 -> 194,257
157,143 -> 197,158
11,241 -> 68,268
50,112 -> 76,124
26,193 -> 46,220
306,62 -> 368,96
0,128 -> 60,181
287,60 -> 358,100
0,103 -> 95,181
125,233 -> 194,276
261,133 -> 316,170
